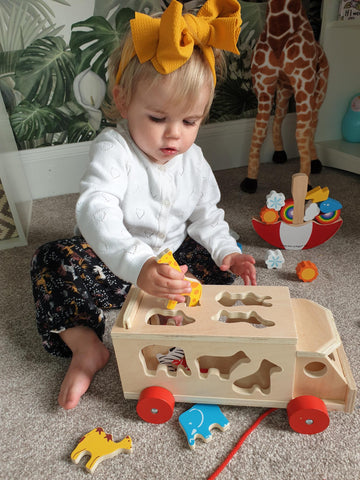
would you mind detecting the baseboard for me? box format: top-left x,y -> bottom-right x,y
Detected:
316,139 -> 360,175
21,113 -> 298,199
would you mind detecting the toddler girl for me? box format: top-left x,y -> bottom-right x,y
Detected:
31,0 -> 256,410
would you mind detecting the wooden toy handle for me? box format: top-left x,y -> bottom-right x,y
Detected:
123,287 -> 143,329
291,173 -> 308,225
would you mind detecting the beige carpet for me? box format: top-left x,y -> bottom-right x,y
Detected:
1,159 -> 359,480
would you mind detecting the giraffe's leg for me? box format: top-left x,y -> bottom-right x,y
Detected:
310,46 -> 329,174
272,75 -> 293,164
293,85 -> 317,178
241,85 -> 276,193
309,109 -> 322,173
248,91 -> 275,178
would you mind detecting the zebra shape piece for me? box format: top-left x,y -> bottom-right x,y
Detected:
156,347 -> 189,373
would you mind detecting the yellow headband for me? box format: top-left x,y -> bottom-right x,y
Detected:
116,0 -> 242,86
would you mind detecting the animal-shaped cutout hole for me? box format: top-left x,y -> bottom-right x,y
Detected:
141,345 -> 191,376
233,359 -> 282,395
146,310 -> 195,326
213,310 -> 275,328
216,291 -> 272,307
197,351 -> 250,379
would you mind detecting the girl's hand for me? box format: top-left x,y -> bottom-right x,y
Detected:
137,258 -> 192,302
220,253 -> 257,286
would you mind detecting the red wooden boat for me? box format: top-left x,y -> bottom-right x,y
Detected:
252,174 -> 343,250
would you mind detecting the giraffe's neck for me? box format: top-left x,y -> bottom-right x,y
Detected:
265,0 -> 309,56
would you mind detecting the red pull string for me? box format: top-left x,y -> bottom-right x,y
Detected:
207,408 -> 277,480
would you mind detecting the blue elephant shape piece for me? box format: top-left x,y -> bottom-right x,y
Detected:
179,404 -> 230,450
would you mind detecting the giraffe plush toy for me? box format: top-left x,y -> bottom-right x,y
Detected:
240,0 -> 329,193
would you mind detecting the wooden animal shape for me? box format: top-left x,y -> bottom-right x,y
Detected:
240,0 -> 329,193
156,346 -> 190,373
179,404 -> 230,450
157,248 -> 202,308
71,427 -> 132,474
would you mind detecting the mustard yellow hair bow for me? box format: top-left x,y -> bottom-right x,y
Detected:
116,0 -> 242,85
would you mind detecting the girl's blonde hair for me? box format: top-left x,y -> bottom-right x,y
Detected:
103,27 -> 226,122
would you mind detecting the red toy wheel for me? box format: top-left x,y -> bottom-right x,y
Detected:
287,395 -> 329,434
136,386 -> 175,424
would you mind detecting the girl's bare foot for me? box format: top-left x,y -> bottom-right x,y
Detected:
58,327 -> 110,410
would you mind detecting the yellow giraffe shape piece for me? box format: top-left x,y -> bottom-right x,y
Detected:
157,248 -> 202,309
71,427 -> 132,474
305,186 -> 329,203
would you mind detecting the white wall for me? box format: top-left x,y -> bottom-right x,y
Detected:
21,114 -> 298,199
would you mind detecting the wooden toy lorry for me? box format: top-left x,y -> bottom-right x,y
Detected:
111,285 -> 356,434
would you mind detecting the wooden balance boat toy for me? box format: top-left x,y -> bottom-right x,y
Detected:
252,173 -> 343,250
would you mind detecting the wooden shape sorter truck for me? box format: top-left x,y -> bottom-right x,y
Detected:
111,285 -> 356,434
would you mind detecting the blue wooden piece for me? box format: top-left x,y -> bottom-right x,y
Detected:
179,404 -> 230,450
319,198 -> 342,214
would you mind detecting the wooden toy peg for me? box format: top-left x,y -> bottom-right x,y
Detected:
71,427 -> 132,474
291,173 -> 308,225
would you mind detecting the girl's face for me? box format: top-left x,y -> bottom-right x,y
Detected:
114,77 -> 211,164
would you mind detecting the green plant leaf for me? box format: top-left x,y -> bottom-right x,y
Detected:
209,77 -> 258,122
94,0 -> 160,24
0,51 -> 22,77
69,9 -> 135,79
67,117 -> 97,143
57,100 -> 86,118
9,100 -> 68,141
0,1 -> 67,51
0,78 -> 18,112
239,1 -> 267,45
14,36 -> 75,107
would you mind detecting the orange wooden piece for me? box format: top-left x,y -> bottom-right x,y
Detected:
287,395 -> 329,434
260,207 -> 279,224
296,261 -> 319,282
136,386 -> 175,424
